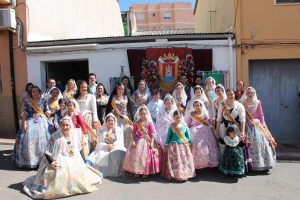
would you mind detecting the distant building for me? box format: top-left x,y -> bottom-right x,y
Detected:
129,2 -> 195,33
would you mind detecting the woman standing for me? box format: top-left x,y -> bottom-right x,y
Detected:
48,87 -> 64,133
204,77 -> 217,103
14,86 -> 51,168
87,113 -> 126,177
186,100 -> 219,169
96,83 -> 110,125
240,87 -> 276,171
172,82 -> 188,114
215,88 -> 246,154
23,117 -> 102,199
235,80 -> 245,101
132,79 -> 151,113
122,76 -> 134,97
106,83 -> 133,148
123,105 -> 161,177
155,94 -> 177,151
75,81 -> 99,157
63,79 -> 78,101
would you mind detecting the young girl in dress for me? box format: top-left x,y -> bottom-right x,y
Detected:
123,105 -> 161,177
155,94 -> 177,151
219,126 -> 245,176
53,98 -> 67,130
172,82 -> 187,114
162,110 -> 195,181
186,100 -> 220,169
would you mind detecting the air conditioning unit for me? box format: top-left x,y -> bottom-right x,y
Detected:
0,8 -> 16,30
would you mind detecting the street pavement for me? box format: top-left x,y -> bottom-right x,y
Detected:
0,144 -> 299,200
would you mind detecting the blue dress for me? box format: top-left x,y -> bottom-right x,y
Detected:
14,99 -> 51,168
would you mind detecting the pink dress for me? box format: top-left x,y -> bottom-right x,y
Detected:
187,116 -> 220,169
123,122 -> 162,175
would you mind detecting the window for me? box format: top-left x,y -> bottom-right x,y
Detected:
164,25 -> 172,30
152,13 -> 156,17
136,13 -> 145,20
276,0 -> 300,3
163,13 -> 172,19
153,27 -> 157,31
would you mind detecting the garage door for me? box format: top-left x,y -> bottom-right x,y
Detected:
249,59 -> 300,142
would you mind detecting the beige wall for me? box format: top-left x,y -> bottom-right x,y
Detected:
0,0 -> 28,137
194,0 -> 234,33
235,0 -> 300,86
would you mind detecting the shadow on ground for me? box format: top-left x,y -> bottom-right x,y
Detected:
0,150 -> 34,171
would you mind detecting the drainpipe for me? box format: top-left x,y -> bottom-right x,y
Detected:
9,31 -> 19,132
228,36 -> 235,89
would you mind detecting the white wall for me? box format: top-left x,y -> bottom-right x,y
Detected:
27,39 -> 236,93
27,0 -> 124,41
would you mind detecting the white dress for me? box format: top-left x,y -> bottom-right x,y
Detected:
86,126 -> 126,177
23,129 -> 102,199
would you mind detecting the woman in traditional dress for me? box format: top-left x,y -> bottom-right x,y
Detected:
123,105 -> 161,177
19,82 -> 33,104
219,126 -> 245,176
106,83 -> 133,148
162,110 -> 195,181
75,81 -> 99,156
172,82 -> 188,114
96,83 -> 109,125
211,84 -> 227,126
240,87 -> 276,171
14,86 -> 51,168
184,85 -> 209,122
215,88 -> 246,155
155,94 -> 177,151
132,79 -> 151,113
63,79 -> 78,101
86,113 -> 126,177
186,99 -> 220,169
23,117 -> 102,199
47,87 -> 64,133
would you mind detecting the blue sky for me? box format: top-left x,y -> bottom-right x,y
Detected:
119,0 -> 195,11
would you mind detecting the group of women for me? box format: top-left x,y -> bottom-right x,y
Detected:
14,75 -> 276,199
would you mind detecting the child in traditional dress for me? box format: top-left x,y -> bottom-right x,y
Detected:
186,99 -> 219,169
219,126 -> 245,176
123,105 -> 161,178
162,110 -> 195,181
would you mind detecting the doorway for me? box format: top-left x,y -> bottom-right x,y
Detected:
45,60 -> 89,90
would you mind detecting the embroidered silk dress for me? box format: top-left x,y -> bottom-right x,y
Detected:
86,126 -> 126,177
14,99 -> 51,168
244,100 -> 276,171
123,122 -> 161,175
23,129 -> 102,199
162,123 -> 195,181
112,96 -> 133,148
187,115 -> 219,169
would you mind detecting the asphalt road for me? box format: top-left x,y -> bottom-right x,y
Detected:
0,144 -> 299,200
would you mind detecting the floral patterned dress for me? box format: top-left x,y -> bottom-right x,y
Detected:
244,100 -> 276,171
14,99 -> 51,168
23,129 -> 102,199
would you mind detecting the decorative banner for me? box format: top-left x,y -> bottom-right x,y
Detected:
143,48 -> 194,92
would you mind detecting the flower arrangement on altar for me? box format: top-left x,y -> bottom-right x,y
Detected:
141,59 -> 160,90
178,54 -> 195,83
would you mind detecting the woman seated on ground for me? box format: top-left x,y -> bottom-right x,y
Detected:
86,113 -> 126,177
23,116 -> 102,199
